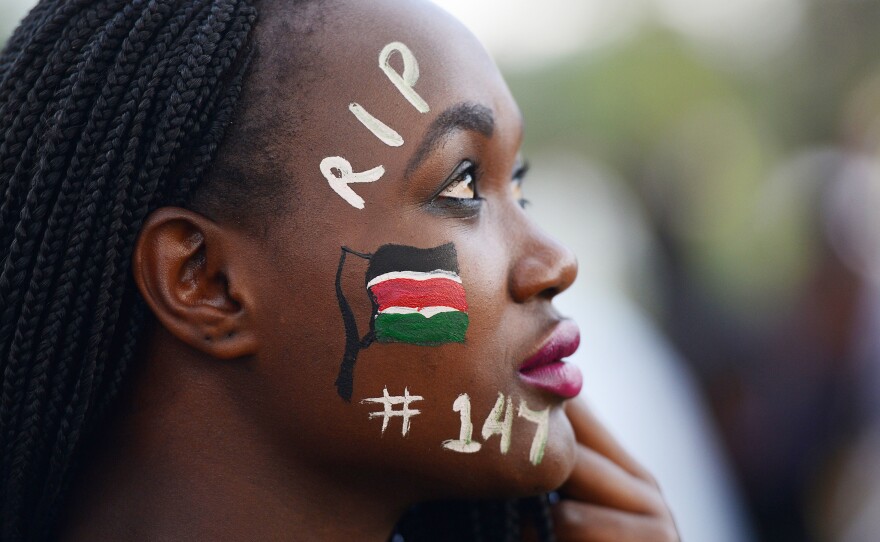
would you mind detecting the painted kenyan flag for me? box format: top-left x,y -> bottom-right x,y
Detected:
366,243 -> 468,345
334,243 -> 469,401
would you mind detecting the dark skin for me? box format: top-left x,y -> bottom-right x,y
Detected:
59,0 -> 678,540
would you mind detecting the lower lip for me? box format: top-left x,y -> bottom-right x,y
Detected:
519,361 -> 583,399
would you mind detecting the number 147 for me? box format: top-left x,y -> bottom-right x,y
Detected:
442,393 -> 550,466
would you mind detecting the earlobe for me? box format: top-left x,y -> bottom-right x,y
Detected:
133,207 -> 258,360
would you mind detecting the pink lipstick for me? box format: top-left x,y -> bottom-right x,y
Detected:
519,320 -> 583,399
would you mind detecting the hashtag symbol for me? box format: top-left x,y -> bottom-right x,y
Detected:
361,387 -> 424,436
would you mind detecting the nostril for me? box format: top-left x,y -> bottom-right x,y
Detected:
541,286 -> 561,299
509,236 -> 578,303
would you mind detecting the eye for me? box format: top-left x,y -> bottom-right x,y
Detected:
427,161 -> 482,218
512,160 -> 530,209
438,162 -> 477,200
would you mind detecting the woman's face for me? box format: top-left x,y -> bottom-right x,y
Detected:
233,0 -> 580,499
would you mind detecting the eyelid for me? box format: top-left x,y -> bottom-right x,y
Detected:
512,160 -> 530,183
431,160 -> 476,199
512,160 -> 530,209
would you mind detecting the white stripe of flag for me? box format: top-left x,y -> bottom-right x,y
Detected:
366,269 -> 462,289
378,306 -> 460,318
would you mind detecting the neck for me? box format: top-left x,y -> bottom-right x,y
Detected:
58,336 -> 407,542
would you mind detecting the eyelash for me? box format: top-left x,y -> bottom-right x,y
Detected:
428,161 -> 482,216
431,159 -> 530,213
512,161 -> 530,209
443,162 -> 479,197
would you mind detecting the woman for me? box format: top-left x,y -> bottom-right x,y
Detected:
0,0 -> 679,540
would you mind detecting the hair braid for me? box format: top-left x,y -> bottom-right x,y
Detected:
1,0 -> 138,464
503,499 -> 521,542
532,494 -> 557,542
0,0 -> 131,370
470,501 -> 485,542
1,8 -> 167,508
27,0 -> 183,439
0,2 -> 53,75
391,495 -> 558,542
0,1 -> 257,539
0,2 -> 107,225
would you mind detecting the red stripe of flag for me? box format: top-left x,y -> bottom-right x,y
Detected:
369,278 -> 468,312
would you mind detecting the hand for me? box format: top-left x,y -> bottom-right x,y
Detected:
552,399 -> 680,542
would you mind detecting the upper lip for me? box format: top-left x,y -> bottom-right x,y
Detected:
519,320 -> 580,372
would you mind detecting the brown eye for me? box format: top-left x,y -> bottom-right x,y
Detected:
427,161 -> 482,217
434,160 -> 480,203
439,169 -> 476,199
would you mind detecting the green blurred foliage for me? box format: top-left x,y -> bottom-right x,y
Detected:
505,3 -> 880,323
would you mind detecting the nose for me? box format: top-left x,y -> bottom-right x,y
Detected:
508,227 -> 578,303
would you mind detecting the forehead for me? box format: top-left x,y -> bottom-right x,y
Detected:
254,0 -> 521,158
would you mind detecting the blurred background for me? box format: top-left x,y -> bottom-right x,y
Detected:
5,0 -> 880,540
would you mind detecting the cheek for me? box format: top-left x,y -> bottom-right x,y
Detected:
248,230 -> 571,496
346,351 -> 577,497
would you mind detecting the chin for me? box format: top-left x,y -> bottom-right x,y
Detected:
530,428 -> 578,492
510,408 -> 577,495
445,406 -> 578,499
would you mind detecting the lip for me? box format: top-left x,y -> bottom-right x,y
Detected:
518,320 -> 583,399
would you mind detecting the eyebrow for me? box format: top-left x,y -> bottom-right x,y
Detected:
404,102 -> 495,179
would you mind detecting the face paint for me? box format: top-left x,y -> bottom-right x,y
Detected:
334,243 -> 468,401
320,157 -> 385,209
379,41 -> 430,113
361,386 -> 423,436
366,243 -> 468,345
518,401 -> 550,466
442,393 -> 482,453
321,41 -> 430,209
348,103 -> 404,147
379,391 -> 551,466
481,392 -> 514,454
441,393 -> 550,465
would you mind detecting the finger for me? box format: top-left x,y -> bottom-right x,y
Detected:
560,444 -> 665,515
565,399 -> 657,484
553,501 -> 679,542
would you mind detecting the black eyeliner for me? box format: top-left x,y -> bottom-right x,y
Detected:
424,159 -> 482,218
513,160 -> 530,182
513,159 -> 530,209
430,159 -> 476,200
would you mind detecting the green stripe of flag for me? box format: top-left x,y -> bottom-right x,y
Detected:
375,311 -> 468,345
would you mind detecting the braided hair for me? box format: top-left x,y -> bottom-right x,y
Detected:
392,496 -> 556,542
0,0 -> 257,538
0,1 -> 557,540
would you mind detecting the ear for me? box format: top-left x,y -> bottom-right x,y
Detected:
133,207 -> 258,359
